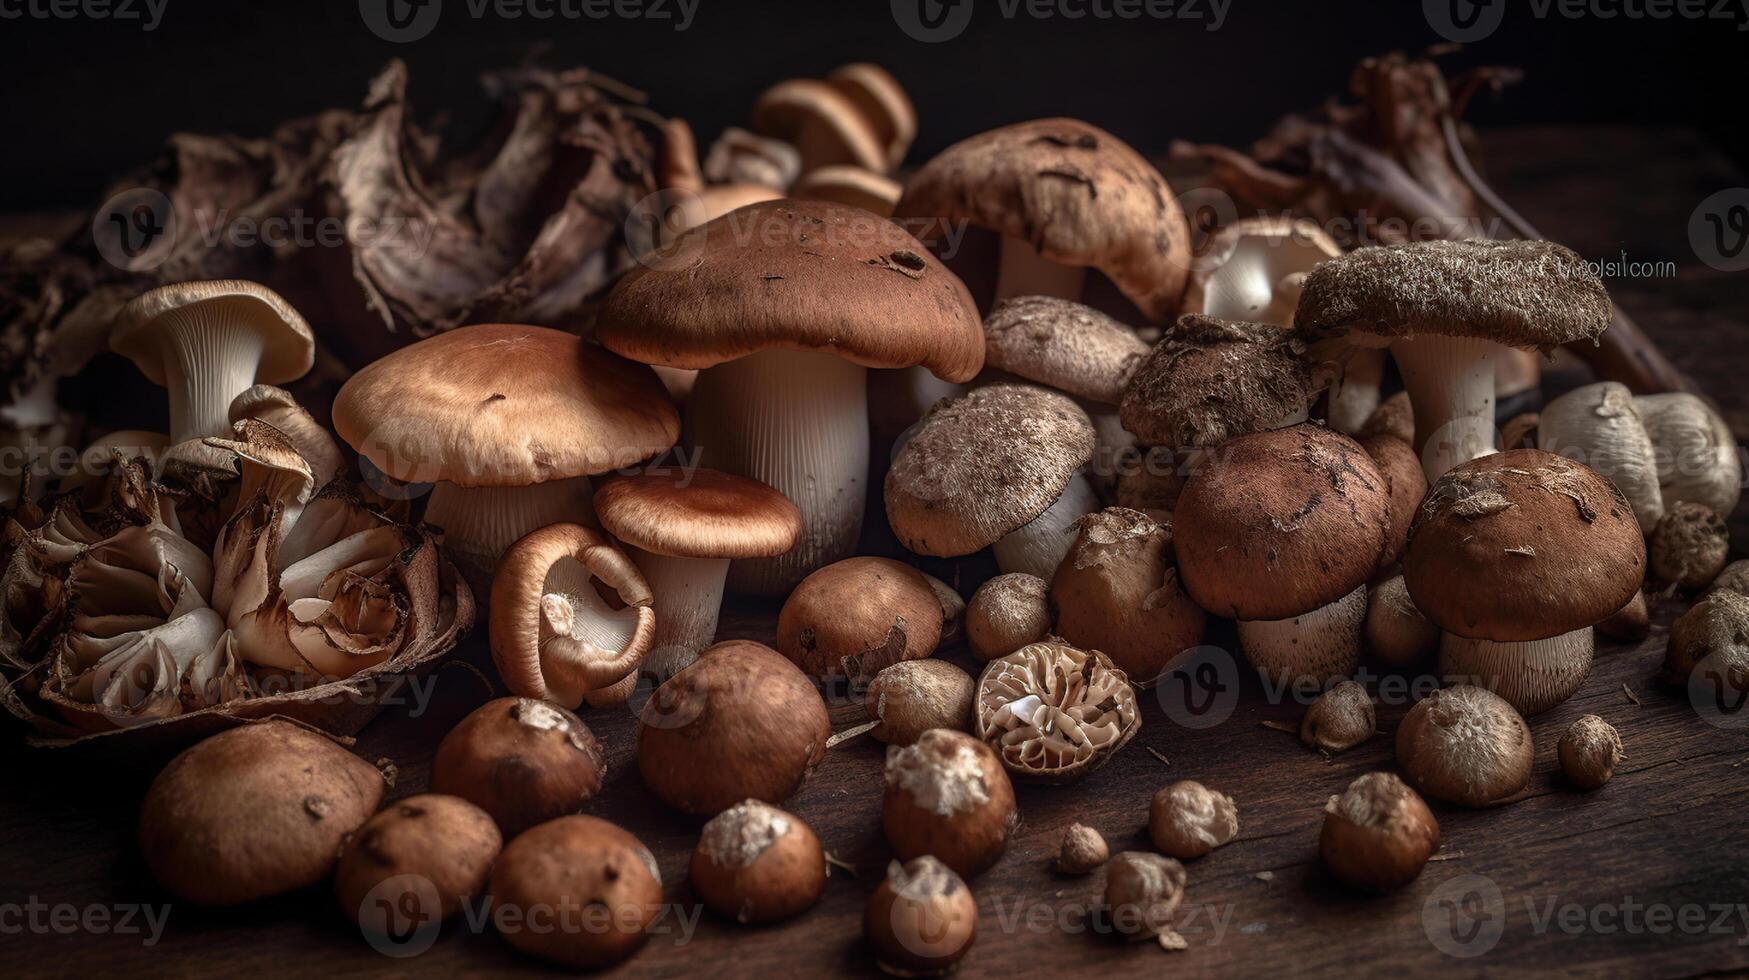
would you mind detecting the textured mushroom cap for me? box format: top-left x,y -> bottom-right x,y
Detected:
894,118 -> 1191,323
886,384 -> 1097,557
965,572 -> 1053,661
1294,239 -> 1612,350
594,469 -> 801,559
595,200 -> 983,381
1050,507 -> 1206,683
489,815 -> 662,970
1395,685 -> 1534,808
826,63 -> 916,170
1182,216 -> 1341,323
1120,315 -> 1311,448
751,78 -> 886,172
1174,424 -> 1391,621
777,557 -> 943,681
1404,449 -> 1645,642
983,296 -> 1149,405
112,279 -> 315,386
332,324 -> 678,487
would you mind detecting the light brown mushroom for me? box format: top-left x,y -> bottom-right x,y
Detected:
777,557 -> 942,682
1049,507 -> 1206,684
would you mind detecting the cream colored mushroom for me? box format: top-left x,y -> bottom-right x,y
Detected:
1537,382 -> 1665,531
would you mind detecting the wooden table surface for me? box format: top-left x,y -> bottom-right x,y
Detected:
3,125 -> 1747,979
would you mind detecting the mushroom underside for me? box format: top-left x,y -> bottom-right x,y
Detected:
1438,627 -> 1594,717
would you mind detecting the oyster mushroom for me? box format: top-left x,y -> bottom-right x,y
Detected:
1537,382 -> 1664,531
1049,507 -> 1206,685
974,640 -> 1140,783
1637,392 -> 1742,517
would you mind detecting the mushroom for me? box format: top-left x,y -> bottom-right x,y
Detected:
883,728 -> 1017,876
867,659 -> 976,746
983,296 -> 1150,407
1405,449 -> 1646,715
751,78 -> 888,174
1357,431 -> 1428,572
1358,390 -> 1414,445
1057,823 -> 1110,875
791,165 -> 902,217
886,384 -> 1098,580
488,523 -> 654,709
335,794 -> 502,931
1364,574 -> 1440,668
1049,507 -> 1206,684
1536,382 -> 1665,531
657,117 -> 703,191
1148,781 -> 1239,859
974,640 -> 1140,783
702,127 -> 801,191
825,63 -> 916,171
777,557 -> 942,682
1661,588 -> 1749,696
1295,240 -> 1612,481
1710,560 -> 1749,598
489,815 -> 662,970
331,324 -> 679,592
1300,680 -> 1376,754
1119,315 -> 1312,456
430,697 -> 607,837
964,572 -> 1053,661
1649,501 -> 1730,591
1174,425 -> 1392,685
1103,852 -> 1187,941
924,573 -> 966,646
1396,685 -> 1534,807
593,469 -> 800,663
138,721 -> 385,905
1558,715 -> 1623,790
864,856 -> 977,977
228,385 -> 345,490
690,800 -> 826,925
596,200 -> 982,596
894,118 -> 1191,322
1636,392 -> 1742,517
1319,772 -> 1439,892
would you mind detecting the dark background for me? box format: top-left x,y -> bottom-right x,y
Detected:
0,0 -> 1743,211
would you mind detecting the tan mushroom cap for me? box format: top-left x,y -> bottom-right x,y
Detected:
792,165 -> 902,218
1174,424 -> 1392,621
825,63 -> 916,170
592,468 -> 801,559
751,79 -> 886,173
983,296 -> 1149,405
111,279 -> 315,386
1404,449 -> 1645,643
777,557 -> 942,681
596,200 -> 983,381
1293,239 -> 1612,350
894,118 -> 1191,323
1120,315 -> 1311,448
332,324 -> 678,487
886,384 -> 1096,558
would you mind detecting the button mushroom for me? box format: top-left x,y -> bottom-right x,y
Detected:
864,856 -> 978,976
1320,772 -> 1439,892
777,556 -> 942,682
1148,780 -> 1239,859
690,800 -> 826,925
1661,588 -> 1749,697
964,572 -> 1053,662
1358,430 -> 1428,572
1364,573 -> 1440,668
974,640 -> 1140,783
883,728 -> 1017,876
1396,685 -> 1534,807
1536,382 -> 1665,531
489,815 -> 662,970
335,794 -> 501,933
1049,507 -> 1206,685
867,659 -> 976,746
431,697 -> 607,837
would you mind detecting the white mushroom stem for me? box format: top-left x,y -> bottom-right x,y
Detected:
992,472 -> 1100,580
994,237 -> 1087,305
539,558 -> 647,707
1236,585 -> 1367,687
1438,627 -> 1594,717
1325,347 -> 1386,436
1389,335 -> 1501,482
423,476 -> 596,593
688,349 -> 868,597
155,313 -> 269,443
624,545 -> 729,667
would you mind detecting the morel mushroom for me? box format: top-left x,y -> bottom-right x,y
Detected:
974,640 -> 1140,783
1050,507 -> 1206,685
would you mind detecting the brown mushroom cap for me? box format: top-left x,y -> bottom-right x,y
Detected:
1395,685 -> 1534,808
595,200 -> 982,381
112,279 -> 315,387
1404,449 -> 1646,642
1358,433 -> 1428,571
777,557 -> 942,681
1174,424 -> 1391,621
886,384 -> 1096,557
894,118 -> 1191,323
1120,315 -> 1311,448
490,815 -> 662,969
334,794 -> 502,927
982,296 -> 1149,405
593,469 -> 801,559
430,697 -> 607,837
1293,239 -> 1612,351
791,165 -> 903,217
332,324 -> 678,487
751,78 -> 886,173
825,63 -> 916,170
1050,507 -> 1207,683
690,799 -> 827,925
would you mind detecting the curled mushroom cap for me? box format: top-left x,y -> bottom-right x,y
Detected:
1120,315 -> 1312,449
489,523 -> 654,709
1183,217 -> 1342,324
777,557 -> 942,681
791,165 -> 902,217
975,640 -> 1140,783
965,572 -> 1053,662
1537,382 -> 1665,531
489,815 -> 662,970
1396,685 -> 1534,807
826,63 -> 916,170
982,296 -> 1149,405
1050,507 -> 1206,684
751,78 -> 886,174
1636,392 -> 1742,518
703,127 -> 801,190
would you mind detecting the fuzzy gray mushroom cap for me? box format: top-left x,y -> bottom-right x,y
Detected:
982,296 -> 1149,405
1120,315 -> 1311,448
1293,239 -> 1612,351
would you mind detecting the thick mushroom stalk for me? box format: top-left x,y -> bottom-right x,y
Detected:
1236,585 -> 1367,686
990,473 -> 1099,580
623,547 -> 729,670
422,477 -> 597,590
1387,334 -> 1500,482
1439,628 -> 1594,717
994,238 -> 1087,306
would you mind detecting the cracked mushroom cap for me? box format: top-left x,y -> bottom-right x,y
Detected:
593,468 -> 801,559
1174,424 -> 1391,621
885,384 -> 1096,558
751,78 -> 887,173
332,324 -> 679,487
893,118 -> 1191,323
982,296 -> 1150,405
1120,314 -> 1312,448
825,63 -> 916,170
1404,449 -> 1645,643
112,279 -> 315,388
1050,507 -> 1207,684
1293,239 -> 1612,351
777,557 -> 942,681
975,640 -> 1140,783
1182,216 -> 1342,323
595,200 -> 982,381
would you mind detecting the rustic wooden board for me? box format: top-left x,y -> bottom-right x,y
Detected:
2,125 -> 1747,978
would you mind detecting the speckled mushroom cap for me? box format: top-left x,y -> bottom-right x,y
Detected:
594,200 -> 983,382
1120,315 -> 1312,448
982,296 -> 1149,405
893,118 -> 1191,323
1293,239 -> 1612,351
1174,424 -> 1391,621
1403,449 -> 1645,643
332,324 -> 678,487
751,79 -> 887,173
886,384 -> 1096,558
112,279 -> 315,386
593,469 -> 801,560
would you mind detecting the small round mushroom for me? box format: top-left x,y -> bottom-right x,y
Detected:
490,815 -> 662,970
964,573 -> 1053,662
864,856 -> 978,977
1319,772 -> 1440,892
1119,315 -> 1312,453
1103,852 -> 1187,941
777,557 -> 943,681
638,640 -> 831,816
335,794 -> 501,931
1596,590 -> 1652,642
1396,685 -> 1534,807
983,296 -> 1149,406
1649,501 -> 1730,592
867,659 -> 976,745
1558,715 -> 1623,790
1364,574 -> 1440,668
1636,392 -> 1742,519
1661,588 -> 1749,696
690,800 -> 826,924
975,641 -> 1140,783
139,721 -> 385,906
431,697 -> 607,838
1057,823 -> 1110,875
1300,680 -> 1376,754
883,728 -> 1017,877
1358,431 -> 1428,571
791,164 -> 902,217
1148,781 -> 1239,860
1537,382 -> 1665,531
1050,507 -> 1207,685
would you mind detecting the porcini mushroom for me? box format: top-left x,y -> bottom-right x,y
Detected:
1536,382 -> 1665,531
777,556 -> 942,682
1049,507 -> 1206,684
1404,449 -> 1645,715
1295,240 -> 1612,481
1636,392 -> 1742,517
